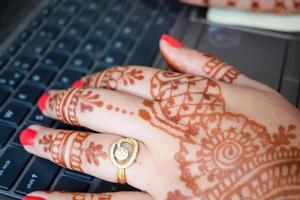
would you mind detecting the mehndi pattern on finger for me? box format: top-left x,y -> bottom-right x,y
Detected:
251,0 -> 260,10
72,193 -> 112,200
137,71 -> 300,199
202,52 -> 240,84
49,88 -> 135,125
84,66 -> 144,90
39,131 -> 108,171
86,142 -> 108,167
227,0 -> 236,6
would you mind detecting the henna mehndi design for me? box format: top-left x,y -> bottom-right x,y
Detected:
166,190 -> 191,200
49,88 -> 134,125
86,142 -> 108,167
39,131 -> 89,171
72,193 -> 112,200
84,66 -> 144,90
251,0 -> 260,10
227,0 -> 235,6
202,52 -> 240,83
137,71 -> 300,199
39,131 -> 108,171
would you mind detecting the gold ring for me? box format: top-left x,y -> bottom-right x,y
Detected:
110,137 -> 139,184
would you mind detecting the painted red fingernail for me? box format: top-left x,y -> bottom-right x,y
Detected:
161,34 -> 184,48
20,128 -> 37,146
23,196 -> 45,200
37,92 -> 49,112
72,80 -> 83,88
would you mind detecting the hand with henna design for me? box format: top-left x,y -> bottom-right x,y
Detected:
178,0 -> 300,13
20,35 -> 300,200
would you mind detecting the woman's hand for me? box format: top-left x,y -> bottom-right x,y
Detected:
21,35 -> 300,200
178,0 -> 300,13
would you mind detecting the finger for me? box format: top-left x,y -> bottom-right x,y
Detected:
72,66 -> 162,100
37,87 -> 154,140
21,125 -> 152,187
25,191 -> 153,200
159,34 -> 272,91
178,0 -> 300,13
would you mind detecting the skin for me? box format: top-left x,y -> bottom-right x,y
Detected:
179,0 -> 300,13
22,37 -> 300,200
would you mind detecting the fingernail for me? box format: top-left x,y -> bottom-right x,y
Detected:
161,34 -> 184,48
23,196 -> 45,200
38,92 -> 49,112
20,128 -> 37,146
72,80 -> 83,88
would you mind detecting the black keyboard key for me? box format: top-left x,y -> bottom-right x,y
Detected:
28,109 -> 54,126
61,0 -> 80,13
0,126 -> 14,148
38,6 -> 53,17
15,158 -> 60,195
38,25 -> 61,40
112,36 -> 133,52
30,17 -> 43,29
0,88 -> 10,105
81,39 -> 106,55
29,67 -> 56,86
86,0 -> 106,11
0,103 -> 29,125
43,52 -> 68,69
7,42 -> 21,55
66,23 -> 89,39
95,180 -> 136,193
0,148 -> 31,190
18,29 -> 33,42
58,69 -> 84,86
119,21 -> 142,40
0,55 -> 9,70
11,55 -> 37,72
70,54 -> 94,70
102,12 -> 122,27
26,39 -> 50,56
0,70 -> 24,88
54,176 -> 89,192
129,5 -> 150,25
76,10 -> 98,24
49,11 -> 72,27
91,24 -> 114,41
93,62 -> 112,72
64,169 -> 92,180
14,83 -> 44,104
111,3 -> 130,12
55,38 -> 79,53
102,50 -> 125,66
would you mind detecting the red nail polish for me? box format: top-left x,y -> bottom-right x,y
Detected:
37,92 -> 49,112
20,128 -> 37,146
23,196 -> 45,200
72,80 -> 83,88
161,34 -> 184,48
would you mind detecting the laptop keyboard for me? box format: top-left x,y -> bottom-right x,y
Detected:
0,0 -> 182,198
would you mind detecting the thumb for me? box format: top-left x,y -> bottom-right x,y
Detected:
159,34 -> 272,91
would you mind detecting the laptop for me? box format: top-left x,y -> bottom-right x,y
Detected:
0,0 -> 299,199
